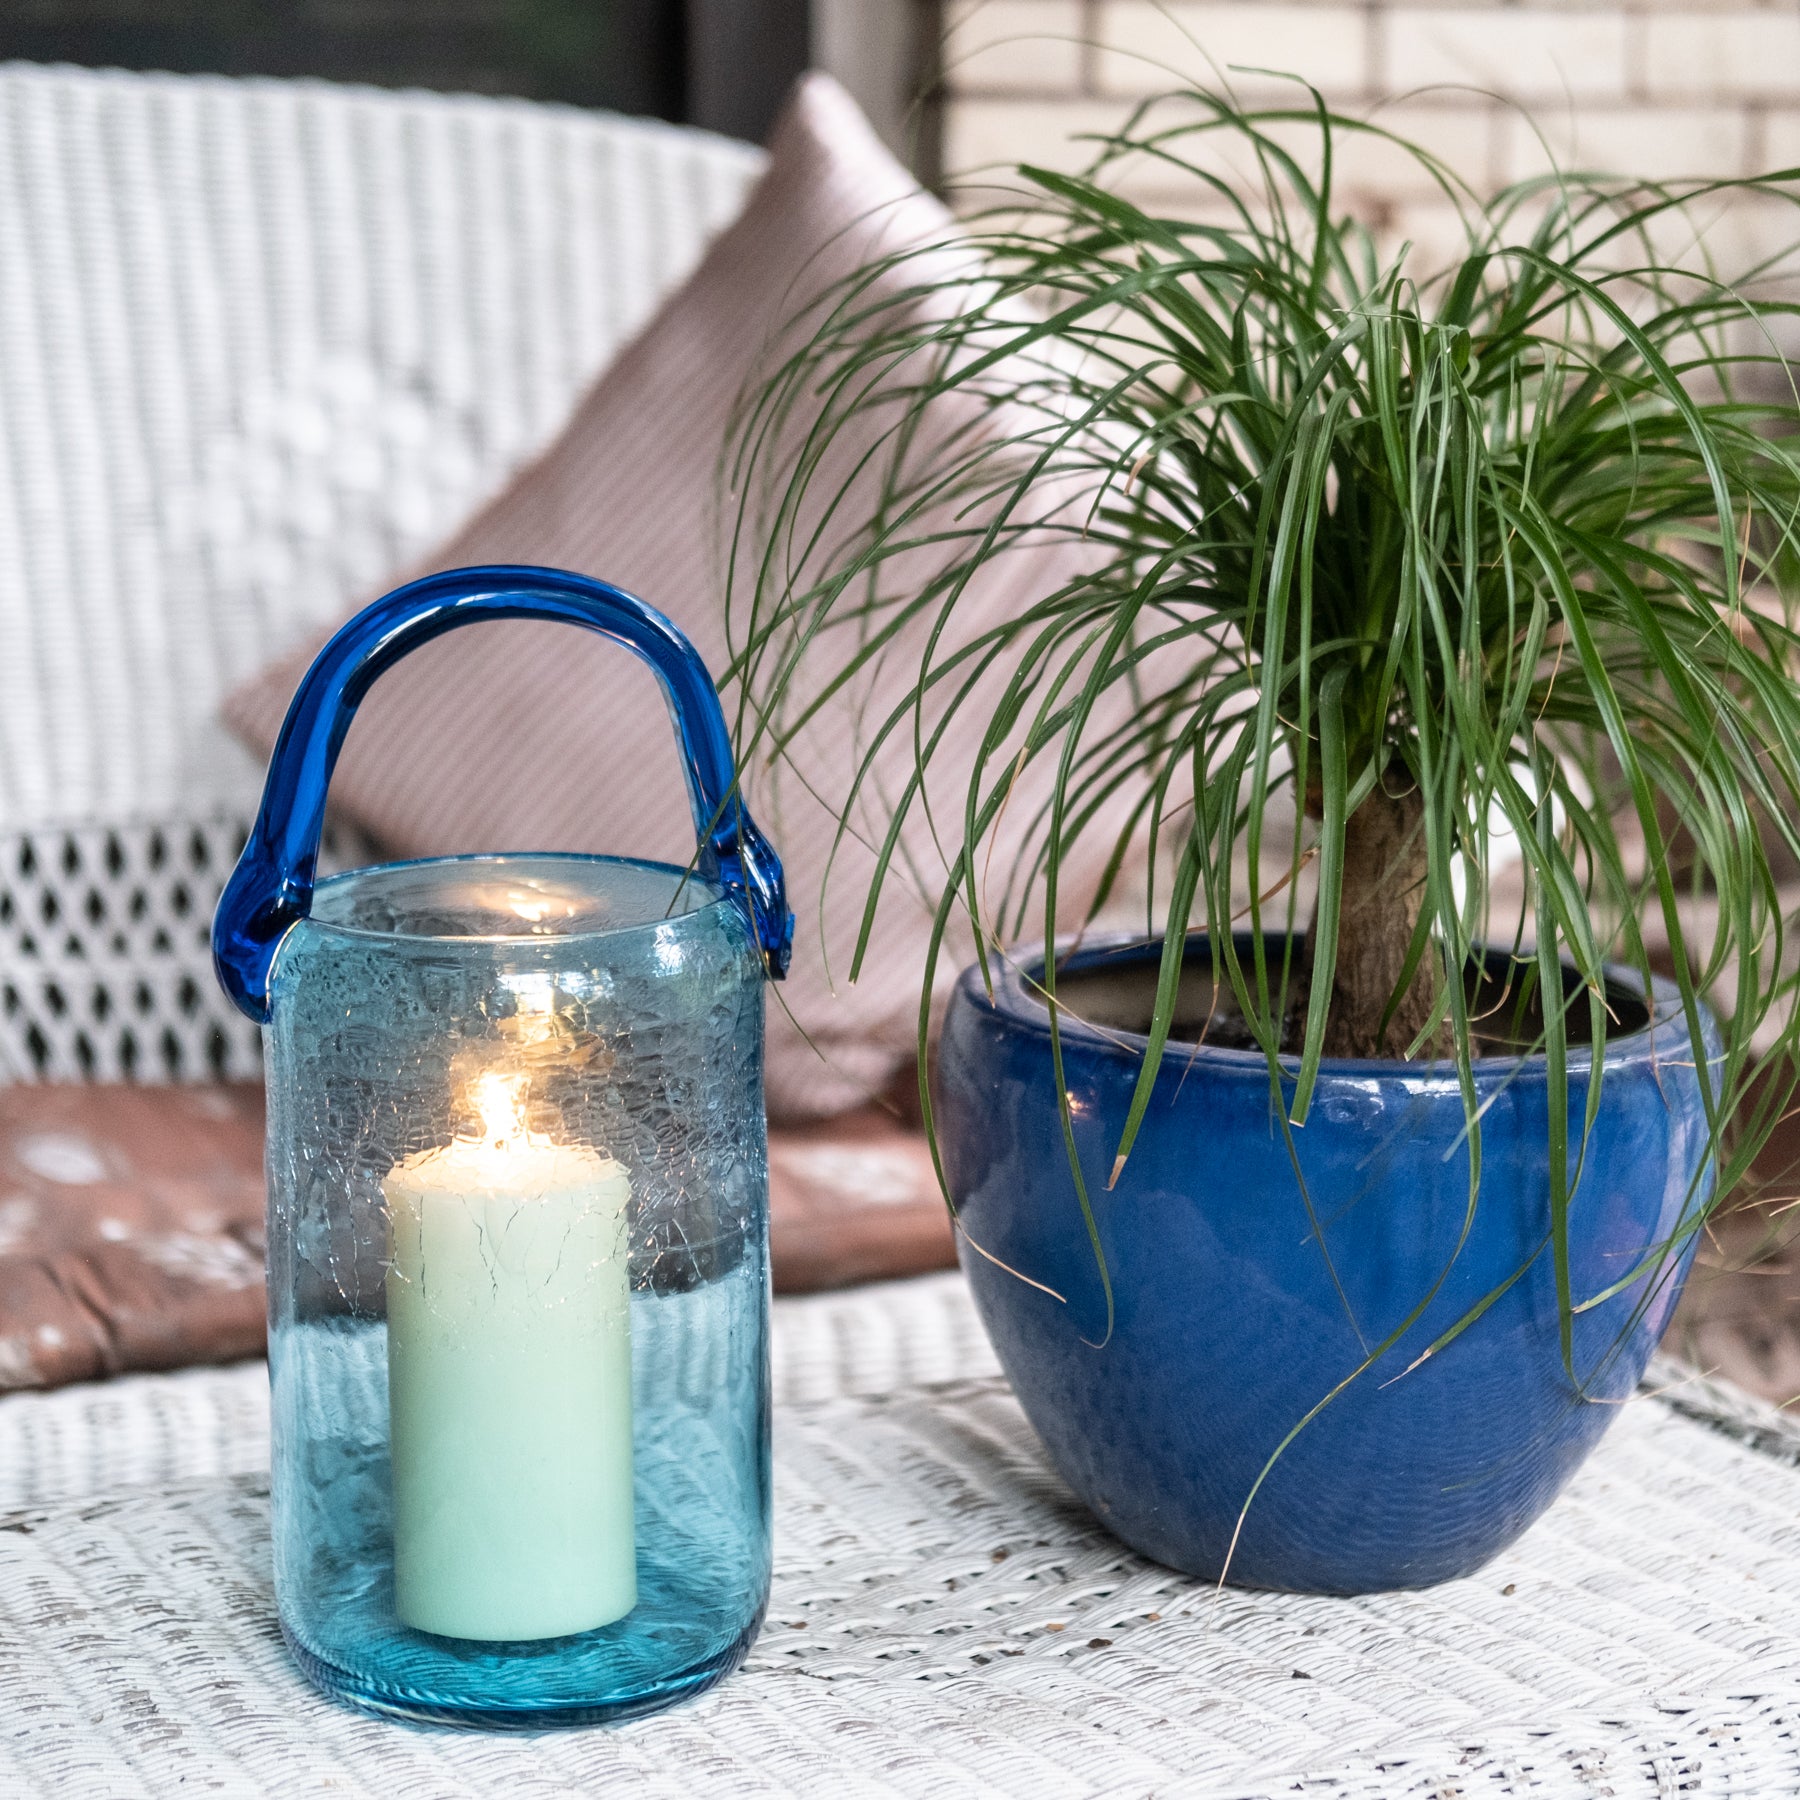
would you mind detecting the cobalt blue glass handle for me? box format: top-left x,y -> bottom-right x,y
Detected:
213,564 -> 793,1023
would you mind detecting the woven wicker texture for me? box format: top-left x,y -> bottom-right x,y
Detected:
3,1272 -> 1800,1797
0,1273 -> 997,1513
0,62 -> 761,1084
0,815 -> 385,1083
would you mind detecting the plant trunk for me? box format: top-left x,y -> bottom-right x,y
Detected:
1301,786 -> 1454,1060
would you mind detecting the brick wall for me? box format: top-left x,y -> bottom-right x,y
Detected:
941,0 -> 1800,268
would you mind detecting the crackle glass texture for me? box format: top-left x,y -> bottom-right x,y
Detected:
262,853 -> 771,1728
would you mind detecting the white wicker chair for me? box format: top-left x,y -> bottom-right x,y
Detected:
0,61 -> 763,1085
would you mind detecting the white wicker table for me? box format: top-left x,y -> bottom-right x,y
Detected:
3,1272 -> 1799,1799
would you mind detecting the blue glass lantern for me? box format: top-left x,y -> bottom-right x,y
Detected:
214,566 -> 792,1728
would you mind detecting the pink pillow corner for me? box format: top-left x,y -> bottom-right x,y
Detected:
219,74 -> 1094,1123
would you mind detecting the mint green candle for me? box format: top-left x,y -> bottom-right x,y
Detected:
385,1074 -> 635,1642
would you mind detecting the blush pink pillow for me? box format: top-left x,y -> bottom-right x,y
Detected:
226,75 -> 1103,1121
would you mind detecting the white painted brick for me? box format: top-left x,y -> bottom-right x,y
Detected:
939,0 -> 1792,236
1643,14 -> 1800,103
1685,193 -> 1800,291
1765,111 -> 1800,173
1119,101 -> 1497,203
1322,102 -> 1500,198
1386,10 -> 1629,103
1579,191 -> 1799,311
1382,198 -> 1490,275
942,98 -> 1145,182
1513,0 -> 1742,12
1095,2 -> 1370,101
944,1 -> 1086,95
1495,105 -> 1749,183
945,93 -> 1494,208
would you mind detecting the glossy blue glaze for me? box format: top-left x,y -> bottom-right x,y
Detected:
937,934 -> 1717,1594
214,564 -> 791,1025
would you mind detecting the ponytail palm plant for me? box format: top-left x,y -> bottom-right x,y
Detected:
727,90 -> 1800,1279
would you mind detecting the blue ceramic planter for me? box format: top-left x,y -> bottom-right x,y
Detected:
937,934 -> 1718,1594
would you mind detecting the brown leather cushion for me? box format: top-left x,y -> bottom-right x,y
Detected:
768,1107 -> 952,1295
0,1085 -> 267,1389
0,1082 -> 953,1392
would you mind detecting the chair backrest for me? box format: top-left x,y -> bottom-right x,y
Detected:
0,61 -> 763,1083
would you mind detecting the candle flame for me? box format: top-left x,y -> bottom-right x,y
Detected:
469,1071 -> 530,1149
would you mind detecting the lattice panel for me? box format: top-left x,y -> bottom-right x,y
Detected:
0,815 -> 374,1085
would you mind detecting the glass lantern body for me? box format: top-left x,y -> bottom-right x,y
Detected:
262,851 -> 771,1728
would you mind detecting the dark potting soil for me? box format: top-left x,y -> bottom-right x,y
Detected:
1046,947 -> 1651,1060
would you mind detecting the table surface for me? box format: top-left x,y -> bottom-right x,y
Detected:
3,1272 -> 1800,1799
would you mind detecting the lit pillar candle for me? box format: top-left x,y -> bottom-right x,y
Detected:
384,1072 -> 635,1641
